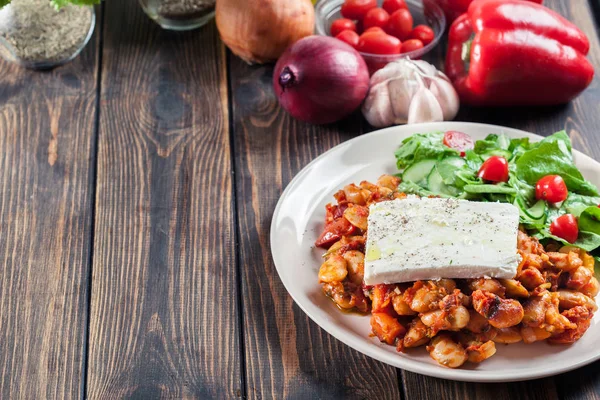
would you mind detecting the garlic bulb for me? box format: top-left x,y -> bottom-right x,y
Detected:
362,59 -> 460,127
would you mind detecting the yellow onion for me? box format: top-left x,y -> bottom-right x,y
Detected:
216,0 -> 315,64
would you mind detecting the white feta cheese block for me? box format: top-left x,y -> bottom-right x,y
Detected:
364,196 -> 521,285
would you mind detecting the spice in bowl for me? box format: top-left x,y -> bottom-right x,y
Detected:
0,0 -> 95,69
157,0 -> 215,20
139,0 -> 216,31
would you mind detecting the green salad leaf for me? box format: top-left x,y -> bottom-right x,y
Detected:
515,138 -> 599,196
394,130 -> 600,253
394,132 -> 459,169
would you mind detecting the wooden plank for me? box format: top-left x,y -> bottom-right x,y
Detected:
0,9 -> 100,400
403,0 -> 600,398
556,363 -> 600,400
229,58 -> 401,399
402,374 -> 559,400
85,3 -> 241,398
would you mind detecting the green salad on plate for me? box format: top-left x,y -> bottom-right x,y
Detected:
395,130 -> 600,256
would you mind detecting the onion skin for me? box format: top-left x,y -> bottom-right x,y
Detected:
216,0 -> 315,64
274,36 -> 370,125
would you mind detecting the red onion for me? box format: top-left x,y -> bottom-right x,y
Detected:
273,36 -> 370,125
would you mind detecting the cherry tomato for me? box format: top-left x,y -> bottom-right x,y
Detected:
443,130 -> 474,156
363,26 -> 385,34
409,24 -> 435,45
400,38 -> 424,53
330,18 -> 357,37
385,8 -> 413,40
478,156 -> 509,183
382,0 -> 408,14
357,31 -> 402,55
341,0 -> 377,20
335,30 -> 360,48
363,8 -> 390,30
535,175 -> 568,203
315,218 -> 356,248
550,214 -> 579,243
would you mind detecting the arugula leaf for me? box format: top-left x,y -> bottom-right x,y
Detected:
539,230 -> 600,252
464,150 -> 484,172
579,206 -> 600,233
473,134 -> 513,160
515,134 -> 599,196
509,173 -> 535,205
563,193 -> 600,217
395,132 -> 459,169
475,134 -> 510,152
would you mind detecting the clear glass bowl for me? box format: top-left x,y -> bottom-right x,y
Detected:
139,0 -> 215,31
0,0 -> 95,70
315,0 -> 446,74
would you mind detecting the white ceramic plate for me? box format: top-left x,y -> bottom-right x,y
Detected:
270,122 -> 600,382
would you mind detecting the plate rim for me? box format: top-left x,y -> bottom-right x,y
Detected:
270,121 -> 600,383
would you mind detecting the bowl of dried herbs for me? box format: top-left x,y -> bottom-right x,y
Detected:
139,0 -> 215,31
0,0 -> 99,69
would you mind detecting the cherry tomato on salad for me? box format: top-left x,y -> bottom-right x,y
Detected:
478,156 -> 509,183
385,8 -> 413,40
443,130 -> 474,156
315,217 -> 357,248
382,0 -> 408,14
335,30 -> 360,48
409,24 -> 435,46
330,18 -> 357,37
357,31 -> 402,55
550,214 -> 579,243
535,175 -> 568,203
363,8 -> 390,30
341,0 -> 377,20
400,39 -> 424,53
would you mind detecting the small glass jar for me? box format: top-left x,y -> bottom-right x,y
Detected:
0,0 -> 95,69
139,0 -> 215,31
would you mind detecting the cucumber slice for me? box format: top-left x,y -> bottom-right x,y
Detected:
402,159 -> 436,186
516,197 -> 547,225
463,184 -> 516,195
524,200 -> 547,220
427,166 -> 460,196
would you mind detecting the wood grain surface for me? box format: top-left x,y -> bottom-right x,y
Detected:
228,58 -> 401,399
1,0 -> 600,398
0,14 -> 100,400
85,2 -> 241,398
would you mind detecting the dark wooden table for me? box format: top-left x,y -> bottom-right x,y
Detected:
1,1 -> 600,399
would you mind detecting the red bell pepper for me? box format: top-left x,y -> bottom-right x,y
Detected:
435,0 -> 543,23
445,0 -> 594,106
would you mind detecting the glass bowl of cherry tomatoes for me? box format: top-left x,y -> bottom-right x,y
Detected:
315,0 -> 446,74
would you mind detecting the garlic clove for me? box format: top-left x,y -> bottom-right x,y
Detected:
388,76 -> 420,125
363,81 -> 396,128
412,60 -> 438,76
408,88 -> 444,124
429,77 -> 460,121
370,61 -> 407,86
